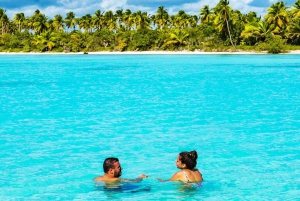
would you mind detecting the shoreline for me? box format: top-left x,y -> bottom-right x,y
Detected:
1,50 -> 300,55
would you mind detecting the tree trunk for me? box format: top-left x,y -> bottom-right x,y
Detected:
225,13 -> 236,50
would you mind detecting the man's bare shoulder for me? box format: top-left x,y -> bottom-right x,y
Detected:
93,176 -> 121,182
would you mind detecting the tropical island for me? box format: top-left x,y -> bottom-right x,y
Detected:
0,0 -> 300,54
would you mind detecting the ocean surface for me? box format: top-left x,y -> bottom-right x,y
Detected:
0,54 -> 300,200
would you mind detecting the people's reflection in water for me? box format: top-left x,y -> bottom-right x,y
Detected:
95,181 -> 151,199
175,182 -> 202,199
95,182 -> 122,199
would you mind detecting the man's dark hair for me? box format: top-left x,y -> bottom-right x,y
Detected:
103,157 -> 119,173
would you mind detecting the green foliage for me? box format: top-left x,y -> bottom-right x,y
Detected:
166,29 -> 189,50
129,29 -> 158,51
265,36 -> 286,54
22,44 -> 31,52
1,1 -> 300,53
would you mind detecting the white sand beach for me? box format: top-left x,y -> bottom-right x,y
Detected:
1,50 -> 300,55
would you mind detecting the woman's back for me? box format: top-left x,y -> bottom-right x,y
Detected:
182,169 -> 203,182
159,150 -> 203,184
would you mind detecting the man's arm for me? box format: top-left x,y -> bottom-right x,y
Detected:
121,174 -> 148,182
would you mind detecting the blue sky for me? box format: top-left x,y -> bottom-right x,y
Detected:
1,0 -> 297,18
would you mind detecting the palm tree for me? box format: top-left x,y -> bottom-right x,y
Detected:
290,0 -> 300,18
166,29 -> 189,48
0,8 -> 5,18
64,11 -> 76,32
188,15 -> 199,28
172,10 -> 189,28
245,11 -> 260,24
48,19 -> 55,32
154,6 -> 169,30
26,16 -> 34,32
200,5 -> 213,23
33,14 -> 48,34
133,11 -> 151,30
77,14 -> 93,32
1,14 -> 10,35
53,14 -> 65,31
14,12 -> 26,32
70,30 -> 90,52
123,9 -> 134,30
0,8 -> 10,35
265,1 -> 289,30
93,10 -> 104,31
241,21 -> 273,44
34,9 -> 41,16
104,10 -> 117,31
214,0 -> 236,49
115,9 -> 124,29
33,31 -> 57,51
286,18 -> 300,44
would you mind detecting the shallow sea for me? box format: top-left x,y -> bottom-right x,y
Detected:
0,54 -> 300,200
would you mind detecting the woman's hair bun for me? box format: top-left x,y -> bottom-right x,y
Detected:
179,150 -> 198,169
189,150 -> 198,160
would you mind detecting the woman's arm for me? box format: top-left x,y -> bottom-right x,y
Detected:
157,171 -> 182,182
169,171 -> 182,181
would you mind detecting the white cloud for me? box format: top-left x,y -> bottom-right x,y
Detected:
168,0 -> 267,17
100,0 -> 127,10
5,0 -> 268,19
168,0 -> 219,14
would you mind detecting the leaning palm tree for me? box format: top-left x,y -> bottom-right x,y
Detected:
214,0 -> 236,49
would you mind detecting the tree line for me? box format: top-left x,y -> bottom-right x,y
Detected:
0,0 -> 300,53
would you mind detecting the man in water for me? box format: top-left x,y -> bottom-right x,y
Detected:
93,157 -> 147,182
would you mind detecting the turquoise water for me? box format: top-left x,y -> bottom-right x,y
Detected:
0,54 -> 300,200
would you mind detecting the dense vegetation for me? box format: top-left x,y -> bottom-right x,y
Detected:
1,0 -> 300,53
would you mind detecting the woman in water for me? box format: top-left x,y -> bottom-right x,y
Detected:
158,150 -> 203,184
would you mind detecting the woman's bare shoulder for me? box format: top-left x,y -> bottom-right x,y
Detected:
191,169 -> 203,181
170,171 -> 184,181
192,169 -> 202,174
